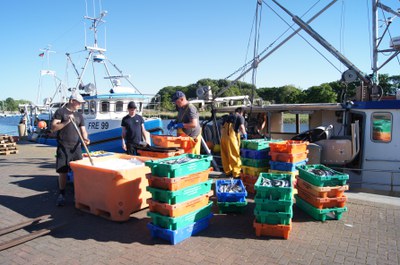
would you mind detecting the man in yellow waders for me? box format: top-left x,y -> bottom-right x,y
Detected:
167,91 -> 202,154
220,107 -> 247,178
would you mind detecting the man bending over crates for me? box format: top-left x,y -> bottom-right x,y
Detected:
167,91 -> 202,154
220,107 -> 247,178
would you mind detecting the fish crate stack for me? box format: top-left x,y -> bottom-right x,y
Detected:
215,179 -> 248,214
0,135 -> 18,155
240,139 -> 281,194
253,172 -> 294,239
150,134 -> 193,154
295,164 -> 349,221
145,154 -> 214,245
268,140 -> 309,194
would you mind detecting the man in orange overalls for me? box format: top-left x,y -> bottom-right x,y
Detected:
167,91 -> 202,154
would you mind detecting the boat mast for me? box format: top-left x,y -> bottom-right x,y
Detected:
372,0 -> 379,85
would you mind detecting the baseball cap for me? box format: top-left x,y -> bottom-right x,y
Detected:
171,91 -> 185,103
70,92 -> 85,103
127,101 -> 137,109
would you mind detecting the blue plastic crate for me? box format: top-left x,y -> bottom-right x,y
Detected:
147,214 -> 213,245
240,148 -> 270,160
269,159 -> 308,172
215,179 -> 247,202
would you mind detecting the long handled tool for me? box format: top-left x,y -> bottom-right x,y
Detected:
70,117 -> 94,166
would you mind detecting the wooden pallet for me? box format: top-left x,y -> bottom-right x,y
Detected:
0,150 -> 18,155
0,135 -> 18,155
0,142 -> 16,148
0,135 -> 14,143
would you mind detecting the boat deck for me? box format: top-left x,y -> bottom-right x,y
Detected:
0,142 -> 399,264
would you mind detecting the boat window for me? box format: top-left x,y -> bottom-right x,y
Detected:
282,113 -> 309,133
83,102 -> 89,114
101,101 -> 110,113
371,112 -> 392,142
115,101 -> 124,112
90,101 -> 96,114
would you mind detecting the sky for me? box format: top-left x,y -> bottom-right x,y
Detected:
1,0 -> 399,103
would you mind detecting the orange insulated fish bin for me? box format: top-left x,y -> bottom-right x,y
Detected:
70,154 -> 154,222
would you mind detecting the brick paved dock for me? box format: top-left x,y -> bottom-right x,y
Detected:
0,142 -> 399,264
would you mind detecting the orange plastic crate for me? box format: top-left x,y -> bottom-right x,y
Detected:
296,186 -> 347,209
373,131 -> 391,141
253,220 -> 291,239
137,148 -> 184,158
146,167 -> 212,191
147,191 -> 213,217
151,134 -> 191,149
269,140 -> 309,153
295,176 -> 348,198
70,154 -> 153,222
269,150 -> 309,163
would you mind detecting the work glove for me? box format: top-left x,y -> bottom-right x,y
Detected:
242,134 -> 248,140
167,120 -> 176,130
174,123 -> 184,129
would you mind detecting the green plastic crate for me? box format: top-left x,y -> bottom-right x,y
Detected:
254,173 -> 293,200
146,180 -> 213,204
373,119 -> 391,133
145,154 -> 212,178
241,139 -> 282,150
147,202 -> 213,230
241,157 -> 270,168
295,195 -> 347,221
217,200 -> 248,214
254,208 -> 293,225
254,198 -> 293,213
296,164 -> 349,187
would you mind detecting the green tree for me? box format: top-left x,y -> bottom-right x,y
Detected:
378,74 -> 392,95
5,97 -> 18,111
303,83 -> 337,103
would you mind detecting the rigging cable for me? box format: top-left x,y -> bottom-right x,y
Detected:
250,0 -> 263,107
267,1 -> 343,74
226,0 -> 328,81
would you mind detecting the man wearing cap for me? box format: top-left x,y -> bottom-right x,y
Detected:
51,92 -> 90,206
121,101 -> 148,155
168,91 -> 202,154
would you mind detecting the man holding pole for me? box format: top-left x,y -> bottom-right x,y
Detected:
51,92 -> 90,206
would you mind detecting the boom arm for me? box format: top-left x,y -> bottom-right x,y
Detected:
272,0 -> 371,85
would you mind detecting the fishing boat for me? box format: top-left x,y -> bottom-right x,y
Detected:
195,0 -> 400,195
21,8 -> 163,153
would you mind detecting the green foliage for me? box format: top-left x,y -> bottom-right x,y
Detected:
1,98 -> 31,112
303,83 -> 337,103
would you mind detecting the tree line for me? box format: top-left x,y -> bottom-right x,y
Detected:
0,98 -> 30,112
3,74 -> 399,112
153,74 -> 400,111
